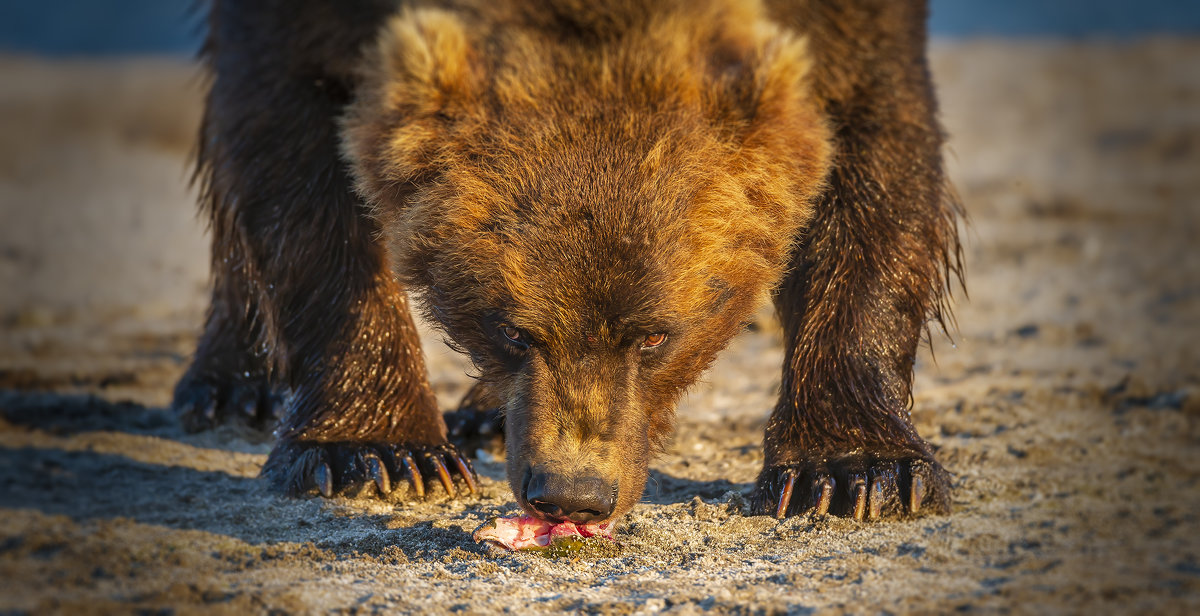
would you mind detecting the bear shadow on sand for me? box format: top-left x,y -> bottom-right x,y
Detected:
0,390 -> 758,561
0,390 -> 179,439
0,391 -> 473,557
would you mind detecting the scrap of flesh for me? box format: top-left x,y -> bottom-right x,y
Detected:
472,515 -> 614,551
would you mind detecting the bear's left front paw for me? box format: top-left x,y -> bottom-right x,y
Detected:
750,454 -> 951,520
443,407 -> 504,454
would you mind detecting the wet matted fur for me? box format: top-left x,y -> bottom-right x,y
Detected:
176,0 -> 962,523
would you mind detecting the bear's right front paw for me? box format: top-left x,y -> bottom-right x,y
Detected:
264,440 -> 478,500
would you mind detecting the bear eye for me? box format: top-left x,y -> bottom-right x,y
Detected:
500,324 -> 525,345
641,333 -> 668,349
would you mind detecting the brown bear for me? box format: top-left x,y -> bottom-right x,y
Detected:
175,0 -> 962,524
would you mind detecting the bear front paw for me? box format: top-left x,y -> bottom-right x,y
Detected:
750,454 -> 950,520
264,440 -> 478,500
443,407 -> 504,454
172,371 -> 283,433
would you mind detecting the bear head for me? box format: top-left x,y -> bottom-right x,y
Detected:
342,0 -> 831,523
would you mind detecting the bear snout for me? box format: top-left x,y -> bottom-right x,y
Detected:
522,467 -> 617,524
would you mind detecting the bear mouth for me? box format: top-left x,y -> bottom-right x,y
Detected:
472,515 -> 614,551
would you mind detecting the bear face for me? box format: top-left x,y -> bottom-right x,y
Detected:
342,0 -> 832,522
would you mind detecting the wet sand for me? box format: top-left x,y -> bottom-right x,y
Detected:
1,39 -> 1198,614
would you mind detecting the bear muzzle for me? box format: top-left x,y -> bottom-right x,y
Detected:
522,467 -> 617,524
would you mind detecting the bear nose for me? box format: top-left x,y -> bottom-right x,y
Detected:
524,470 -> 614,524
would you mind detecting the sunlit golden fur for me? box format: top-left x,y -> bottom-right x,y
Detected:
342,0 -> 832,518
345,0 -> 830,305
184,0 -> 958,520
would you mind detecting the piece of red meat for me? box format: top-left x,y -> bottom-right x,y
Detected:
472,515 -> 614,551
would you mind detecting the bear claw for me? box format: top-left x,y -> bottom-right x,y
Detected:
314,460 -> 333,498
451,454 -> 478,495
269,441 -> 477,500
753,454 -> 949,520
774,472 -> 796,519
849,475 -> 868,521
813,476 -> 835,515
399,451 -> 425,499
365,452 -> 390,495
429,454 -> 456,498
909,466 -> 928,514
869,476 -> 886,520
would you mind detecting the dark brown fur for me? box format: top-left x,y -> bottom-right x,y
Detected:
177,0 -> 961,522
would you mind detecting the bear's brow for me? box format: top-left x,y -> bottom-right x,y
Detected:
587,313 -> 678,339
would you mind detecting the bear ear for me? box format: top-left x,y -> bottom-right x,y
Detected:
341,8 -> 484,210
374,9 -> 483,117
741,27 -> 831,177
718,24 -> 823,148
698,23 -> 833,256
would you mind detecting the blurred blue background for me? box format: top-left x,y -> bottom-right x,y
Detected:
1,0 -> 1198,56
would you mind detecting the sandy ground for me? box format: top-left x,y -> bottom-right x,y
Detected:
1,38 -> 1198,614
